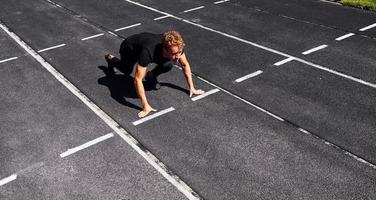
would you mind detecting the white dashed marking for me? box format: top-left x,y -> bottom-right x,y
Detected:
183,6 -> 205,13
0,56 -> 18,64
114,23 -> 142,32
335,33 -> 355,41
302,45 -> 328,55
133,107 -> 175,126
0,174 -> 17,186
235,70 -> 263,83
191,88 -> 220,101
154,15 -> 171,21
274,57 -> 295,66
81,33 -> 104,41
37,43 -> 66,53
214,0 -> 230,4
60,133 -> 114,158
359,23 -> 376,31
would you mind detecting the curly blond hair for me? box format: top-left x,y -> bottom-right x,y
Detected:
162,31 -> 185,50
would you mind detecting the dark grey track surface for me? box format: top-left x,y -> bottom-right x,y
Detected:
1,0 -> 375,199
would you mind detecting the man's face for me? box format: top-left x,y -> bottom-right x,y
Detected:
164,45 -> 183,62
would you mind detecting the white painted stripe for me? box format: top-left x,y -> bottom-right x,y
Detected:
183,6 -> 205,13
335,33 -> 355,41
191,88 -> 220,101
125,0 -> 376,89
133,107 -> 175,126
107,31 -> 118,37
60,133 -> 114,158
273,57 -> 295,66
196,67 -> 376,170
214,0 -> 229,4
194,76 -> 285,122
0,56 -> 18,64
114,23 -> 141,32
298,128 -> 310,134
235,70 -> 263,83
359,23 -> 376,31
302,45 -> 328,55
81,33 -> 104,41
154,15 -> 171,21
0,22 -> 201,200
297,127 -> 376,170
297,58 -> 376,88
0,174 -> 17,186
37,43 -> 66,53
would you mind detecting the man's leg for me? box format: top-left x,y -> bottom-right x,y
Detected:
105,54 -> 121,74
105,51 -> 136,75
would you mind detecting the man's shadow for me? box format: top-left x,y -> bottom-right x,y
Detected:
97,65 -> 189,111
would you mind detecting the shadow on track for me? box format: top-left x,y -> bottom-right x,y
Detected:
97,66 -> 189,111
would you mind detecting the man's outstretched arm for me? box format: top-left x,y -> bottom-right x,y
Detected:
178,53 -> 205,97
134,64 -> 156,118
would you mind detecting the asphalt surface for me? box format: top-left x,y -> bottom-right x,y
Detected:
1,0 -> 375,199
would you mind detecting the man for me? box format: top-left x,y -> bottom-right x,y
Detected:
105,31 -> 204,118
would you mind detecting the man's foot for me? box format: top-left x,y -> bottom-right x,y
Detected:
105,53 -> 115,74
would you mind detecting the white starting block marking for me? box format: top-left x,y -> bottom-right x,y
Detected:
0,174 -> 17,186
235,70 -> 263,83
302,45 -> 328,55
360,23 -> 376,31
133,107 -> 175,126
335,33 -> 355,41
81,33 -> 104,41
191,89 -> 220,101
0,57 -> 18,64
60,133 -> 114,158
274,57 -> 295,66
114,23 -> 141,32
37,43 -> 66,53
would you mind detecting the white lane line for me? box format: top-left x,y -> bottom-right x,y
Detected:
297,127 -> 376,170
192,68 -> 376,171
154,15 -> 171,21
114,23 -> 142,32
273,57 -> 295,66
300,58 -> 376,88
60,133 -> 114,158
0,174 -> 17,186
0,22 -> 201,200
194,76 -> 285,122
335,33 -> 355,41
214,0 -> 230,4
302,45 -> 328,55
81,33 -> 104,41
133,107 -> 175,126
359,23 -> 376,31
37,43 -> 66,53
125,0 -> 376,90
234,70 -> 263,83
191,88 -> 220,101
183,6 -> 205,13
0,56 -> 18,64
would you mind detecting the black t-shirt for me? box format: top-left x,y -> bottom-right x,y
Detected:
121,32 -> 169,67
